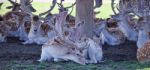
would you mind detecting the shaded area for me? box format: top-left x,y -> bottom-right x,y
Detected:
0,37 -> 138,69
103,40 -> 137,61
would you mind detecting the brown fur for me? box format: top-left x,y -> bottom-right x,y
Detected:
3,11 -> 29,22
106,18 -> 118,28
137,40 -> 150,63
24,21 -> 31,33
33,15 -> 39,21
4,20 -> 19,31
41,23 -> 53,36
3,11 -> 31,32
107,27 -> 125,43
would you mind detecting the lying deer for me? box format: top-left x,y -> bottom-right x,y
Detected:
95,20 -> 125,45
136,18 -> 150,63
38,36 -> 86,65
3,11 -> 31,41
70,21 -> 103,64
23,11 -> 68,45
22,15 -> 49,45
76,36 -> 103,64
112,13 -> 138,41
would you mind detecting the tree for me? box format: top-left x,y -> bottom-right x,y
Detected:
76,0 -> 94,38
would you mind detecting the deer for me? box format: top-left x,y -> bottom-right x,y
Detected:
135,17 -> 150,63
95,20 -> 125,46
76,35 -> 103,64
38,36 -> 86,65
38,11 -> 87,65
3,11 -> 31,41
112,13 -> 138,41
69,20 -> 103,64
22,15 -> 49,45
23,11 -> 68,45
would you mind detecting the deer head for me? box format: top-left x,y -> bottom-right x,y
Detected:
29,15 -> 41,35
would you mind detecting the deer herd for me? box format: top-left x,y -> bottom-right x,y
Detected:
0,0 -> 150,65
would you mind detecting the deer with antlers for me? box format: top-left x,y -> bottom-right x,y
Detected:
2,11 -> 31,41
6,0 -> 36,12
38,11 -> 87,65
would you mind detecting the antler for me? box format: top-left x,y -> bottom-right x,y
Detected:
65,1 -> 76,9
94,0 -> 102,8
39,0 -> 57,17
57,1 -> 76,13
111,0 -> 117,14
20,0 -> 32,15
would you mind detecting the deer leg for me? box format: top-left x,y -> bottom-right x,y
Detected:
38,50 -> 53,62
60,54 -> 86,65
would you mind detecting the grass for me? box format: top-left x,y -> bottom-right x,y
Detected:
4,60 -> 150,70
1,1 -> 150,70
0,1 -> 114,18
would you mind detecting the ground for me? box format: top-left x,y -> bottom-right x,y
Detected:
0,37 -> 150,70
0,1 -> 150,70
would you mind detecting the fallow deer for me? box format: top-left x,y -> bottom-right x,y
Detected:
95,20 -> 125,45
3,11 -> 31,41
112,13 -> 138,41
136,17 -> 150,63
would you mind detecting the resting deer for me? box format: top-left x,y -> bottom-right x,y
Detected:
39,12 -> 86,64
38,36 -> 86,65
112,13 -> 138,41
70,21 -> 103,64
136,17 -> 150,63
95,20 -> 125,45
76,36 -> 103,64
23,11 -> 68,45
22,15 -> 49,45
3,11 -> 31,41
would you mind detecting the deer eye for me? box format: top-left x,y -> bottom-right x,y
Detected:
76,53 -> 80,56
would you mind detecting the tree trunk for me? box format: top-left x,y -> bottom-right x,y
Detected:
76,0 -> 94,38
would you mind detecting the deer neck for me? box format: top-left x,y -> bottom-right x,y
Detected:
101,28 -> 118,45
137,29 -> 149,48
118,18 -> 138,41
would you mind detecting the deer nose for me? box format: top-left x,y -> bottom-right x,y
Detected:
34,30 -> 37,32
